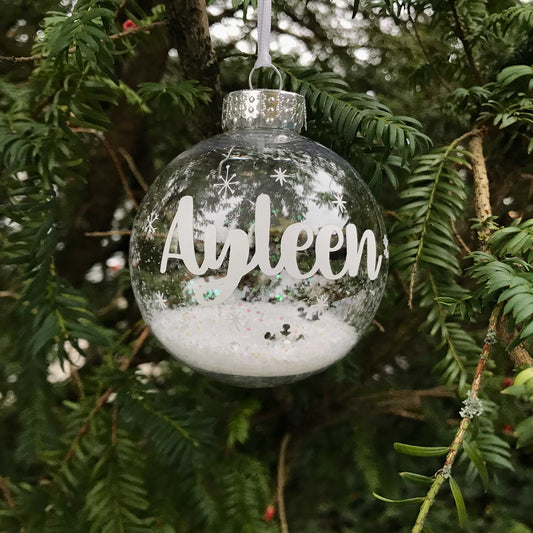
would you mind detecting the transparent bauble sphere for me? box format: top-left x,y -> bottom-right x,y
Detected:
130,89 -> 388,387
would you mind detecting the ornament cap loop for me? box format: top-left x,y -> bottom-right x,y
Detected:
248,64 -> 283,90
222,89 -> 306,133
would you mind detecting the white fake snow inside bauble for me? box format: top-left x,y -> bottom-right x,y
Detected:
150,301 -> 359,377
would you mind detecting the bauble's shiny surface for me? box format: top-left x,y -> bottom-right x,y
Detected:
130,90 -> 388,387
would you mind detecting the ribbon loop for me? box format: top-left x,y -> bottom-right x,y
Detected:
253,0 -> 273,69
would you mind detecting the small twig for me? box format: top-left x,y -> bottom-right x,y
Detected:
449,0 -> 484,85
70,128 -> 141,209
0,474 -> 16,510
372,319 -> 385,333
127,326 -> 150,370
69,127 -> 102,136
70,365 -> 85,399
63,326 -> 150,463
63,387 -> 114,462
451,220 -> 472,254
383,209 -> 400,220
395,270 -> 410,299
101,138 -> 139,210
0,21 -> 167,63
112,407 -> 118,446
390,409 -> 425,421
407,13 -> 453,92
85,230 -> 132,237
109,21 -> 166,41
277,434 -> 291,533
118,148 -> 149,192
411,309 -> 499,533
114,0 -> 127,19
358,387 -> 456,403
0,290 -> 18,299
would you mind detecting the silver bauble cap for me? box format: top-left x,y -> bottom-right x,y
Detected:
222,89 -> 306,133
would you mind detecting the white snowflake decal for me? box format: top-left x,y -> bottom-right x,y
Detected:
142,212 -> 158,239
331,192 -> 346,213
383,234 -> 389,259
220,307 -> 247,330
152,291 -> 167,309
314,295 -> 329,315
214,165 -> 240,197
271,167 -> 291,186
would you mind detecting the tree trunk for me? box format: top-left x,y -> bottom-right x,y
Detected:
164,0 -> 222,138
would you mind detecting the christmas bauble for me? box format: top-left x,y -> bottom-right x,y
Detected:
130,89 -> 388,387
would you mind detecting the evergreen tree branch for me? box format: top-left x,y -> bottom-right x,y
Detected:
411,308 -> 499,533
0,474 -> 16,510
467,130 -> 531,364
0,21 -> 167,63
411,125 -> 501,530
277,434 -> 291,533
407,130 -> 476,308
63,326 -> 150,463
410,117 -> 527,528
448,0 -> 484,85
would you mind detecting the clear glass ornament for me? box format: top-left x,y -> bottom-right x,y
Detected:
130,89 -> 388,387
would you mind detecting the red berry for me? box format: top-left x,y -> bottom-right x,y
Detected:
502,377 -> 514,388
122,19 -> 138,31
263,505 -> 275,522
503,424 -> 514,436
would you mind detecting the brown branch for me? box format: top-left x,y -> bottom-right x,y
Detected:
101,138 -> 139,210
69,127 -> 102,136
63,326 -> 150,463
449,0 -> 484,85
112,407 -> 118,446
0,474 -> 16,510
277,434 -> 291,533
114,0 -> 127,20
411,309 -> 499,533
0,290 -> 18,299
70,129 -> 143,208
0,21 -> 167,63
469,130 -> 492,233
85,230 -> 132,237
496,315 -> 533,368
118,148 -> 149,192
314,387 -> 455,432
70,366 -> 85,399
372,319 -> 385,333
451,220 -> 472,255
109,21 -> 167,42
